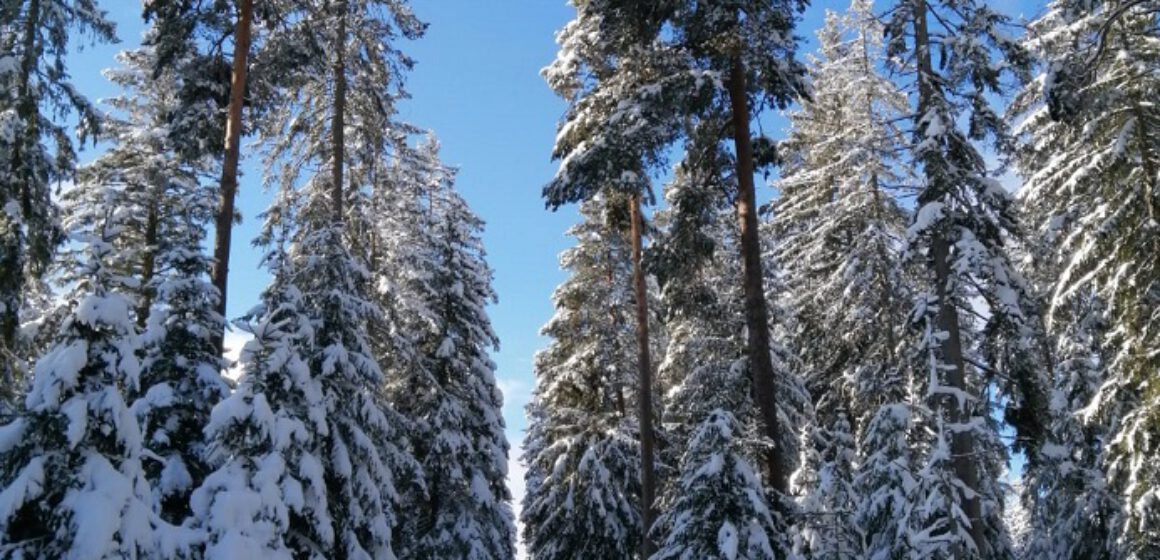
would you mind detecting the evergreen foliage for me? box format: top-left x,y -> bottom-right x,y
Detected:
521,197 -> 645,560
651,410 -> 781,560
0,181 -> 154,558
1013,1 -> 1160,555
0,0 -> 116,407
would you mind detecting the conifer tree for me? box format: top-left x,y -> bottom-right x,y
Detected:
192,187 -> 327,558
541,7 -> 671,546
1013,1 -> 1160,555
773,0 -> 914,434
370,138 -> 439,388
651,410 -> 781,560
651,142 -> 791,559
69,44 -> 232,525
651,124 -> 750,441
792,413 -> 860,560
391,139 -> 515,560
853,399 -> 917,560
521,196 -> 644,559
544,0 -> 809,498
0,0 -> 116,406
882,0 -> 1045,555
196,1 -> 426,556
0,179 -> 154,558
770,8 -> 917,556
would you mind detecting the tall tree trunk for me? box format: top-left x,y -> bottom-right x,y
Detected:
912,3 -> 985,555
726,55 -> 787,494
331,3 -> 347,225
137,200 -> 160,329
210,0 -> 254,354
629,194 -> 657,558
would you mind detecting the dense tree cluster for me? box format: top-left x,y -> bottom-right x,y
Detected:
0,0 -> 1158,558
0,1 -> 512,558
524,0 -> 1157,559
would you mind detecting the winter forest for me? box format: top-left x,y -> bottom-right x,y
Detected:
0,0 -> 1157,558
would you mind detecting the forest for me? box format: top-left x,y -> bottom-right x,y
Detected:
0,0 -> 1157,559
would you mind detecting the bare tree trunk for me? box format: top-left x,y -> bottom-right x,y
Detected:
726,55 -> 787,494
912,2 -> 985,554
210,0 -> 254,354
331,2 -> 347,225
629,194 -> 657,558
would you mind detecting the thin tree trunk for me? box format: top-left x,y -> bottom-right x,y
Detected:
629,194 -> 656,559
726,55 -> 787,494
210,0 -> 254,354
331,3 -> 347,225
913,2 -> 985,554
137,200 -> 159,329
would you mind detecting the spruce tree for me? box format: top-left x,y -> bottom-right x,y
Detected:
772,0 -> 914,433
651,142 -> 789,559
392,139 -> 515,559
521,196 -> 644,559
544,0 -> 810,498
0,0 -> 116,407
192,188 -> 327,558
0,181 -> 154,558
74,44 -> 232,525
1012,1 -> 1160,555
770,7 -> 916,556
196,1 -> 427,556
651,410 -> 781,560
882,0 -> 1045,555
853,400 -> 917,560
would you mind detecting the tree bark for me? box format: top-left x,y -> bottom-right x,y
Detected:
726,55 -> 788,494
137,200 -> 159,329
912,2 -> 985,554
210,0 -> 254,354
629,194 -> 656,558
331,2 -> 347,225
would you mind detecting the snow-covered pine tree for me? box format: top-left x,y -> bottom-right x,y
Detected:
769,6 -> 915,556
390,139 -> 515,560
545,0 -> 810,498
521,195 -> 645,559
137,0 -> 234,164
197,1 -> 427,556
542,7 -> 673,549
903,415 -> 986,559
369,136 -> 440,389
649,133 -> 786,559
651,120 -> 751,443
853,398 -> 917,560
1012,1 -> 1160,555
651,410 -> 782,560
792,413 -> 860,560
0,178 -> 154,557
68,44 -> 232,526
192,185 -> 327,559
1020,295 -> 1120,560
773,0 -> 914,436
132,150 -> 230,528
0,0 -> 116,408
882,0 -> 1048,556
